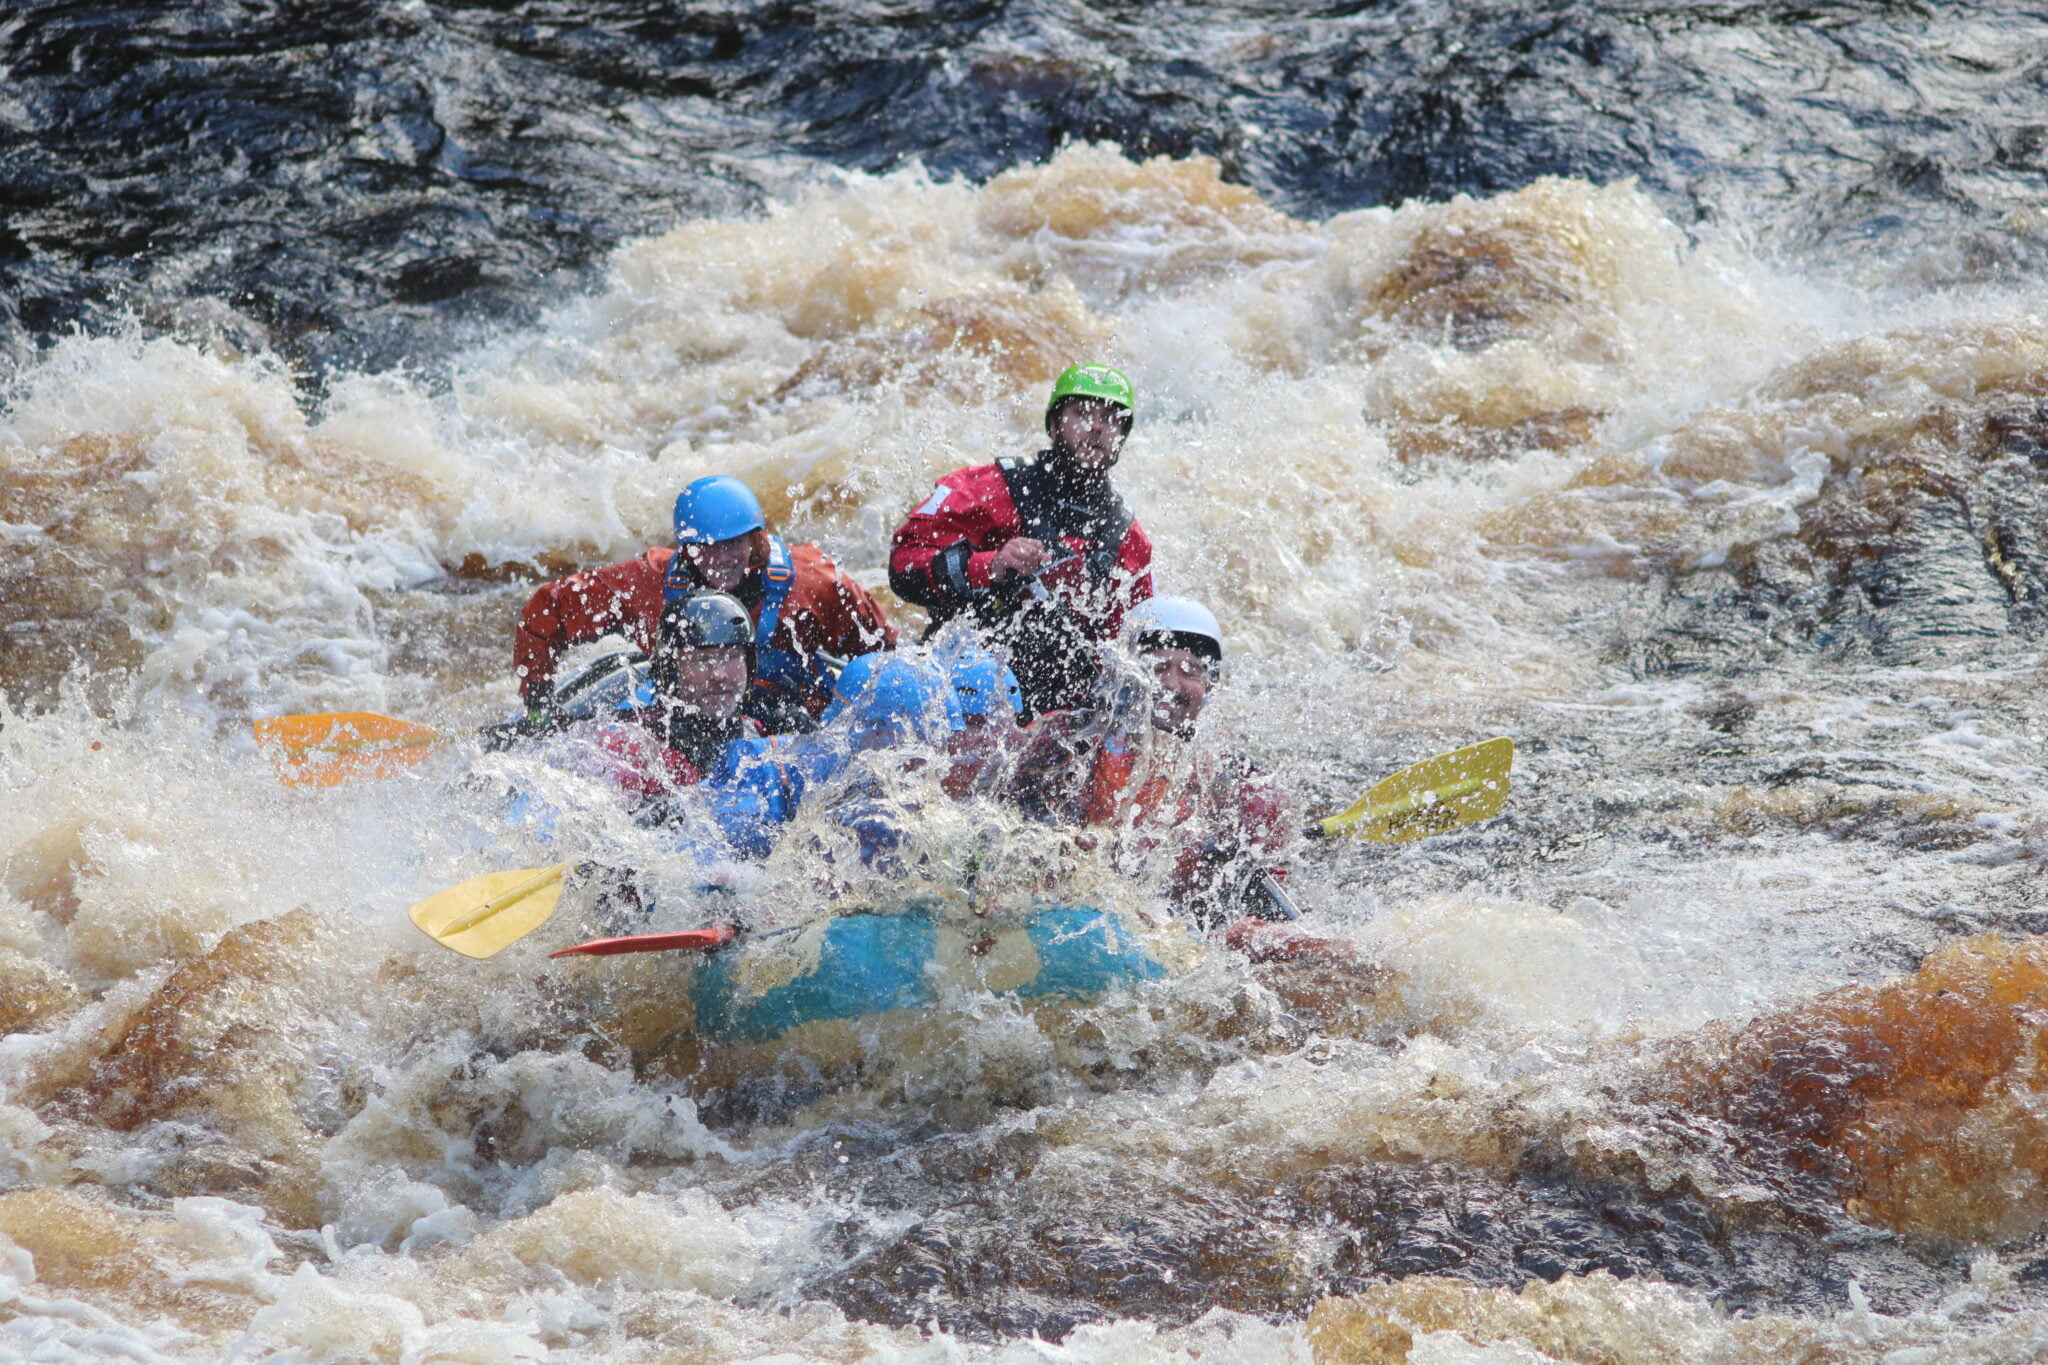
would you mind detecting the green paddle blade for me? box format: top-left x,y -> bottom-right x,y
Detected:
408,863 -> 569,959
1315,736 -> 1513,843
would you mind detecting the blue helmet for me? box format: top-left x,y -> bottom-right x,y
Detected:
818,651 -> 883,727
821,653 -> 963,743
943,648 -> 1022,723
673,476 -> 765,546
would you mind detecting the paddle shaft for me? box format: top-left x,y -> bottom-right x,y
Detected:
550,920 -> 800,960
550,924 -> 737,958
1251,870 -> 1303,921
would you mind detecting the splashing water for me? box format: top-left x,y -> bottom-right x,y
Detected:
6,93 -> 2048,1365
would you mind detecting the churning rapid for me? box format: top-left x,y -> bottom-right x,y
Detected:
8,3 -> 2048,1362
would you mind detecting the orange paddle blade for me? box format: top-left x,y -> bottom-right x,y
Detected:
549,925 -> 739,959
253,712 -> 450,787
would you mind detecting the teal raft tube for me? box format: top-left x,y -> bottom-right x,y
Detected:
691,905 -> 1171,1045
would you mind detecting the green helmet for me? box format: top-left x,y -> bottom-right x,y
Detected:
1046,364 -> 1135,425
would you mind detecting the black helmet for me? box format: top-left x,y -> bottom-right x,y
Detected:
652,591 -> 754,697
659,591 -> 753,651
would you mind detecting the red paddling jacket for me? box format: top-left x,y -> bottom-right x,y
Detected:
1007,708 -> 1296,922
514,539 -> 896,728
888,455 -> 1153,713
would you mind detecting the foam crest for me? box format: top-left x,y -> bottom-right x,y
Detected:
0,149 -> 1808,717
1363,895 -> 1650,1049
457,1186 -> 795,1298
9,143 -> 2048,1359
0,335 -> 446,711
1308,1268 -> 2048,1365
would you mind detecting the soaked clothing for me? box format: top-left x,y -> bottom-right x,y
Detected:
546,710 -> 760,806
942,722 -> 1027,801
1009,710 -> 1183,830
709,730 -> 830,832
505,716 -> 704,843
657,711 -> 760,781
574,720 -> 709,800
685,732 -> 797,860
506,714 -> 784,932
888,455 -> 1153,714
1008,709 -> 1295,924
513,540 -> 897,729
712,725 -> 964,871
539,711 -> 787,862
755,745 -> 944,876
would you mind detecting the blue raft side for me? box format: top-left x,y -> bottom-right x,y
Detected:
691,906 -> 1168,1044
1017,905 -> 1169,1001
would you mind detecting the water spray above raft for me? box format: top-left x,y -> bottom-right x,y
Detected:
400,738 -> 1513,950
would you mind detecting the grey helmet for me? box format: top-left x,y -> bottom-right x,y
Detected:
660,590 -> 753,650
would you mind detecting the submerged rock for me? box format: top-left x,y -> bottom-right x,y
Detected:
43,910 -> 330,1227
1661,933 -> 2048,1244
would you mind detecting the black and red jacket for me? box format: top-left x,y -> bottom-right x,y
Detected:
889,455 -> 1153,711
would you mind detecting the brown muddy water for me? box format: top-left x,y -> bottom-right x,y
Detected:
6,118 -> 2048,1365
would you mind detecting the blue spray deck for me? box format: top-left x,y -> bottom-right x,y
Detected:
691,905 -> 1171,1045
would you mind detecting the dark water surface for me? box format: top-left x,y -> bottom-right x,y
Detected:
6,1 -> 2047,374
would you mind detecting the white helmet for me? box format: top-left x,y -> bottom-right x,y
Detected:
1125,595 -> 1224,668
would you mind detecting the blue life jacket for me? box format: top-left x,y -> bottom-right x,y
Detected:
713,734 -> 914,871
699,733 -> 803,857
700,728 -> 870,853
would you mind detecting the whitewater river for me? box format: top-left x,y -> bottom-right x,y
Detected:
6,3 -> 2048,1361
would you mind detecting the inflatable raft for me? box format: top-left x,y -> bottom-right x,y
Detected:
690,903 -> 1172,1044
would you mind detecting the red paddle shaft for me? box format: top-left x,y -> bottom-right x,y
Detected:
553,918 -> 1342,966
548,924 -> 738,958
1217,917 -> 1345,964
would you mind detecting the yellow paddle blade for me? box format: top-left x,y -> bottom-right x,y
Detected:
1317,736 -> 1513,843
407,864 -> 569,959
253,712 -> 449,787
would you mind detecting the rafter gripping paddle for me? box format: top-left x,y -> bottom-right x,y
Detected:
404,740 -> 1512,961
1309,736 -> 1513,843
